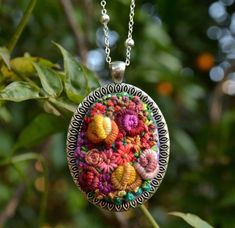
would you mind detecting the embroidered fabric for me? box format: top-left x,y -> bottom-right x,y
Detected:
75,92 -> 159,204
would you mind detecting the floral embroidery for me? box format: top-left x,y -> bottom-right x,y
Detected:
75,92 -> 159,204
135,149 -> 159,179
98,149 -> 118,173
79,166 -> 99,192
85,149 -> 101,166
98,174 -> 113,194
116,143 -> 135,165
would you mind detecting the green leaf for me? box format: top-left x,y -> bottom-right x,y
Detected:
55,43 -> 87,103
49,96 -> 76,113
0,81 -> 42,102
14,113 -> 68,150
0,47 -> 10,68
172,129 -> 198,162
82,65 -> 100,91
0,105 -> 12,123
33,63 -> 63,97
169,212 -> 213,228
219,189 -> 235,207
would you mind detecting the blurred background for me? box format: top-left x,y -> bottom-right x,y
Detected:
0,0 -> 235,227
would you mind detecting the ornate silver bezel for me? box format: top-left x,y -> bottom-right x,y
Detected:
66,83 -> 170,211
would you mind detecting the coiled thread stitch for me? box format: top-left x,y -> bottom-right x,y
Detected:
111,163 -> 142,191
87,115 -> 119,145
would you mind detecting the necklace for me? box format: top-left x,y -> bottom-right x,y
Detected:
66,0 -> 170,212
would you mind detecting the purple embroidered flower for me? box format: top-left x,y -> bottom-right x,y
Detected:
74,147 -> 85,160
124,113 -> 139,131
98,174 -> 113,194
122,96 -> 129,102
76,131 -> 88,149
111,95 -> 118,104
116,109 -> 145,136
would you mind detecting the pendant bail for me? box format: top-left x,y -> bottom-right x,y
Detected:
109,61 -> 126,84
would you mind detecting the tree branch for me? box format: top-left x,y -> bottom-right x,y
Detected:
7,0 -> 38,53
209,62 -> 235,123
0,183 -> 26,225
59,0 -> 87,63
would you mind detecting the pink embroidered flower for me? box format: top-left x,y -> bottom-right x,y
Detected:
98,174 -> 113,194
79,167 -> 100,192
116,143 -> 135,165
128,101 -> 136,110
135,149 -> 159,179
85,149 -> 102,165
90,103 -> 106,116
98,150 -> 118,173
133,96 -> 140,104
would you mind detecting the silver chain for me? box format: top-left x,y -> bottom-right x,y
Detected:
100,0 -> 136,66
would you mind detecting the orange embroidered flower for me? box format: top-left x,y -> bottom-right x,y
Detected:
104,120 -> 119,145
126,135 -> 141,152
86,115 -> 119,145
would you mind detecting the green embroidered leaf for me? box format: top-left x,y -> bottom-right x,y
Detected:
169,212 -> 213,228
14,113 -> 68,150
34,63 -> 63,97
55,43 -> 87,103
0,81 -> 42,102
0,47 -> 10,68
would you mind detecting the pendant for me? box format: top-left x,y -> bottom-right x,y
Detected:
66,82 -> 170,211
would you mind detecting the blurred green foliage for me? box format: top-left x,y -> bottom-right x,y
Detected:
0,0 -> 234,227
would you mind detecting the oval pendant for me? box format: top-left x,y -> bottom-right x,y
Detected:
66,83 -> 170,211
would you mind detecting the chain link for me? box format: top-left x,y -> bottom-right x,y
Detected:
100,0 -> 136,66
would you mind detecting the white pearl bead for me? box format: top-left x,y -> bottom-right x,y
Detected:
100,14 -> 110,24
125,38 -> 135,47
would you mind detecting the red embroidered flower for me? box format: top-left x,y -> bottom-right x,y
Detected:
90,103 -> 106,116
79,166 -> 100,192
107,99 -> 114,107
84,116 -> 92,124
116,143 -> 135,165
141,131 -> 156,149
115,105 -> 122,112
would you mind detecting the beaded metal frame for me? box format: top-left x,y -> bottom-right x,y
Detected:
66,83 -> 170,211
